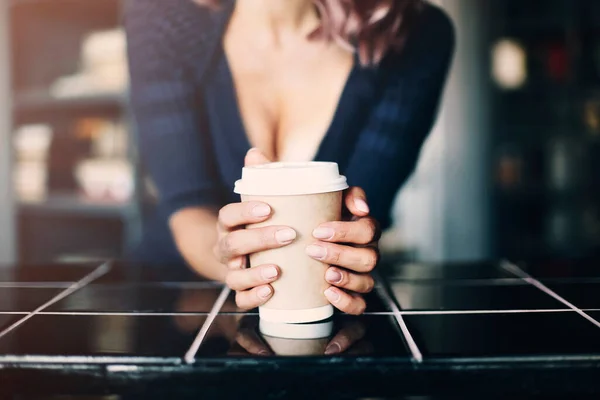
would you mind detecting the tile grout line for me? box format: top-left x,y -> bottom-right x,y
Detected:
399,308 -> 586,315
6,309 -> 599,317
0,261 -> 112,340
0,283 -> 72,288
184,286 -> 231,364
374,273 -> 423,363
501,260 -> 600,329
4,308 -> 595,317
36,311 -> 214,316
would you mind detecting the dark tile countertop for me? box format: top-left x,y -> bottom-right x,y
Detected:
0,259 -> 599,399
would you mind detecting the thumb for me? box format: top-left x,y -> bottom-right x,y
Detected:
245,148 -> 272,167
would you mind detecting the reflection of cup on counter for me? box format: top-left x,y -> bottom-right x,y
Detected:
235,162 -> 348,324
259,319 -> 333,356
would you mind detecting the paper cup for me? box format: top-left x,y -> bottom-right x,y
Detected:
234,162 -> 348,323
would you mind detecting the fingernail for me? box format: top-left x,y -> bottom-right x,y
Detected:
313,227 -> 335,240
306,244 -> 327,260
354,198 -> 370,214
252,204 -> 271,217
258,350 -> 270,356
275,228 -> 296,244
324,342 -> 342,355
261,266 -> 278,280
325,268 -> 343,284
324,287 -> 340,303
258,286 -> 272,299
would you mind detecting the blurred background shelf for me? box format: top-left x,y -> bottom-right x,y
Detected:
490,0 -> 600,259
9,0 -> 86,7
8,0 -> 144,264
14,90 -> 126,113
13,90 -> 127,125
18,193 -> 134,218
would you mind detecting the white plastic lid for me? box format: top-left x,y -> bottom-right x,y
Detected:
234,162 -> 348,196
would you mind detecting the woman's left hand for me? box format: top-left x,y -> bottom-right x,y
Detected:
306,187 -> 380,315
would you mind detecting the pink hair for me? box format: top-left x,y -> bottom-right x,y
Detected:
194,0 -> 423,66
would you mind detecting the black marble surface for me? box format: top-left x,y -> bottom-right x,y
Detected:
390,281 -> 568,311
0,287 -> 62,312
546,283 -> 600,309
0,259 -> 598,399
47,283 -> 229,313
197,314 -> 409,358
0,263 -> 98,284
405,311 -> 600,358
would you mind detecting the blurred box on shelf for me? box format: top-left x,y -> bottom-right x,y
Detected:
50,28 -> 128,99
496,143 -> 524,190
14,161 -> 48,202
82,29 -> 127,70
74,158 -> 134,203
583,99 -> 600,137
492,39 -> 528,91
13,124 -> 53,162
13,124 -> 54,201
71,115 -> 133,202
546,136 -> 587,192
74,117 -> 128,159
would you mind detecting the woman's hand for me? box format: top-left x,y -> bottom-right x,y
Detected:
307,187 -> 380,315
215,149 -> 295,311
215,201 -> 296,310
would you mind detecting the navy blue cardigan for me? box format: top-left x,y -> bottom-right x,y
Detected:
125,0 -> 454,264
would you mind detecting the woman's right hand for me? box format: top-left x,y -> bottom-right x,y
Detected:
214,200 -> 296,310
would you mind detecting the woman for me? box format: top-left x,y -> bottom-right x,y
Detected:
125,0 -> 454,314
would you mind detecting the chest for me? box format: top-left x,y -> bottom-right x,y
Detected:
223,36 -> 354,162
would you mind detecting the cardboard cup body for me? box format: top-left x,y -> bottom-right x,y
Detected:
242,191 -> 342,323
235,162 -> 348,323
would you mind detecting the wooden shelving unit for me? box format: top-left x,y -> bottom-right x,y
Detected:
18,193 -> 135,218
14,90 -> 126,112
10,0 -> 143,264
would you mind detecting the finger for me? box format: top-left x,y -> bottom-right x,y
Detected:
215,245 -> 248,269
235,284 -> 274,311
219,226 -> 296,262
225,264 -> 280,291
312,217 -> 379,245
245,148 -> 272,166
324,322 -> 367,355
218,201 -> 272,231
225,255 -> 248,270
325,267 -> 374,294
344,187 -> 370,217
306,242 -> 378,273
324,287 -> 366,315
236,328 -> 272,356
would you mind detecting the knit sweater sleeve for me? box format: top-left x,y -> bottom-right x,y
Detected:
344,4 -> 455,230
124,0 -> 226,218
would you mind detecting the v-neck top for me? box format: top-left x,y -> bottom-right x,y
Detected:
203,46 -> 369,194
125,0 -> 455,264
